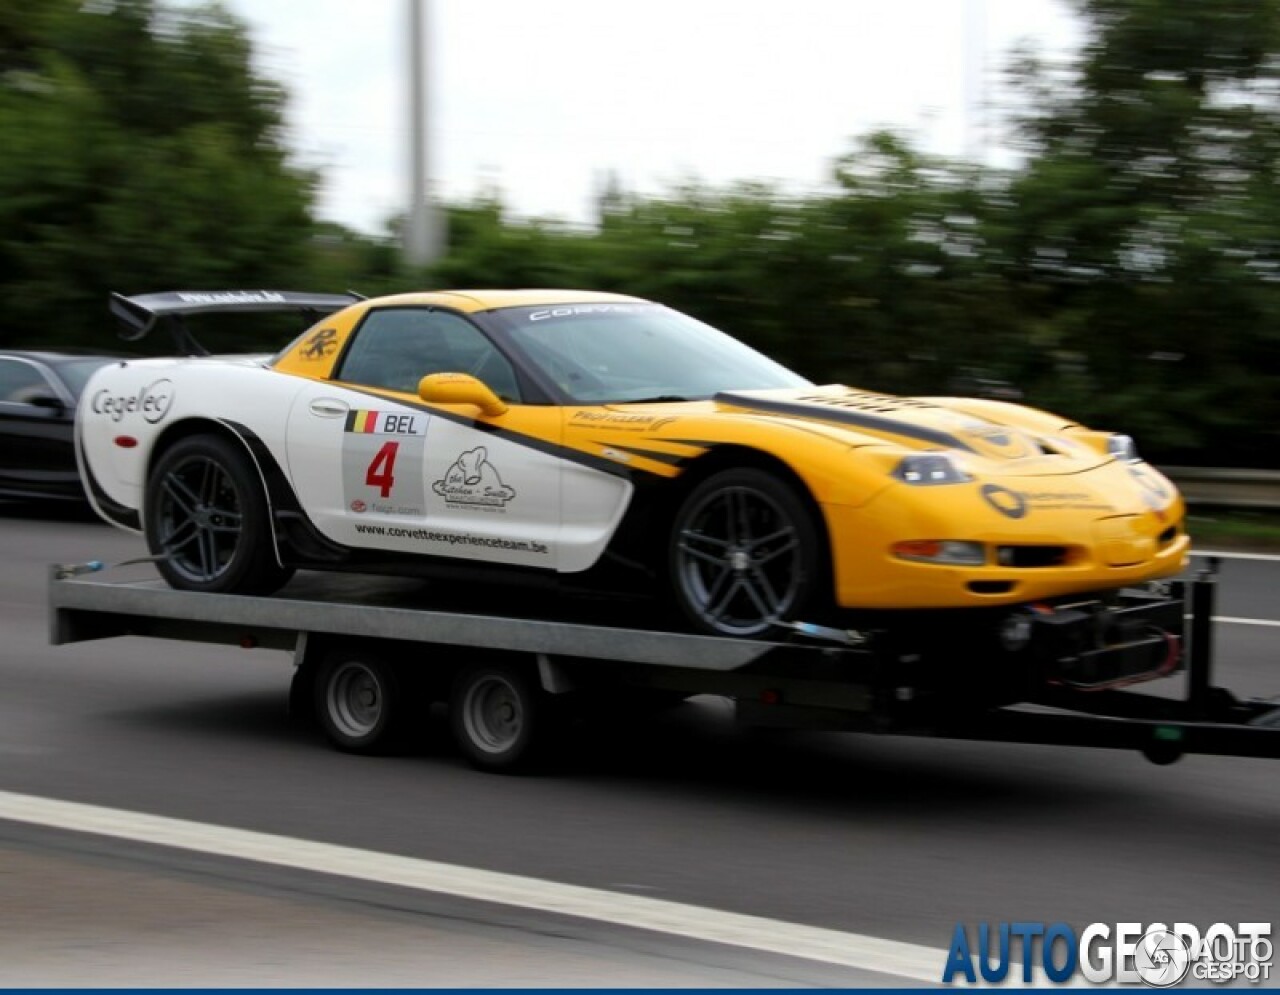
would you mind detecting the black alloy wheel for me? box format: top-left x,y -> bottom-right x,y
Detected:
669,467 -> 822,638
145,434 -> 292,594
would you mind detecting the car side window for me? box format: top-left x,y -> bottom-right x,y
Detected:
0,359 -> 54,405
336,309 -> 521,401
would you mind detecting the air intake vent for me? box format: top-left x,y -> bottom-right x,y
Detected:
968,580 -> 1015,595
996,545 -> 1071,568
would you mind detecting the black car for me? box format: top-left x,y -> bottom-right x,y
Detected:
0,350 -> 121,501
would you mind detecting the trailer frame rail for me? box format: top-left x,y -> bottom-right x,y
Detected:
47,557 -> 1280,767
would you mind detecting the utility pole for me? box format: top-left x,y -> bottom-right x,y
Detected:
963,0 -> 986,164
405,0 -> 442,267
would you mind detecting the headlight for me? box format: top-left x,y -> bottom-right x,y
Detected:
1107,433 -> 1141,462
892,540 -> 987,565
893,453 -> 972,486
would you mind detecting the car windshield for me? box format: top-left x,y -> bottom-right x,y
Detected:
497,303 -> 809,403
52,357 -> 116,399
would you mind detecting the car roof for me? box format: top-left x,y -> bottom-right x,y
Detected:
364,289 -> 649,314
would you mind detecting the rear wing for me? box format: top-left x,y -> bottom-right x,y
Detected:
109,290 -> 363,355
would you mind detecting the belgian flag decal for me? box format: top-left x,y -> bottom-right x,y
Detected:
343,409 -> 425,436
345,409 -> 380,433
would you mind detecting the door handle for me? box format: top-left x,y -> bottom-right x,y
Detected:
309,398 -> 350,418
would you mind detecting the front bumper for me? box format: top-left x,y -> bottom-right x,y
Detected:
823,479 -> 1189,609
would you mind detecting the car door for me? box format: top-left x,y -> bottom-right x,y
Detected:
285,306 -> 563,570
0,357 -> 76,498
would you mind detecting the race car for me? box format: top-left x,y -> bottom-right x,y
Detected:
77,289 -> 1189,638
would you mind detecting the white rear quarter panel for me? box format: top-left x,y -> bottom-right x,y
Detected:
77,358 -> 300,521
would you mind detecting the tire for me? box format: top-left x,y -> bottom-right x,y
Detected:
314,650 -> 410,754
144,433 -> 293,595
668,466 -> 824,638
450,660 -> 545,773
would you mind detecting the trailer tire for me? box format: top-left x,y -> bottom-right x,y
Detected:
450,660 -> 545,773
314,650 -> 410,754
1142,739 -> 1184,766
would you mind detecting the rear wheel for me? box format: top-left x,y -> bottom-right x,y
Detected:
669,467 -> 823,638
144,433 -> 292,594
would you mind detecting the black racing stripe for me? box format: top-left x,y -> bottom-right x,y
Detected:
714,391 -> 974,452
597,442 -> 701,466
338,385 -> 645,480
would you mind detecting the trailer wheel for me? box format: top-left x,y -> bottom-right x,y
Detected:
450,661 -> 544,772
1142,738 -> 1185,766
315,651 -> 408,754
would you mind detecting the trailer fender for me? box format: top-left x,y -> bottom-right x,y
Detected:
537,653 -> 576,694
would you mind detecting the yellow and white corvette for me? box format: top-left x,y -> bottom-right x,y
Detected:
78,289 -> 1188,637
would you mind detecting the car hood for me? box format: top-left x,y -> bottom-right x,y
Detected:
617,385 -> 1112,475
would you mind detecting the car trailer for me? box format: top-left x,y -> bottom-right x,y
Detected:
48,558 -> 1280,771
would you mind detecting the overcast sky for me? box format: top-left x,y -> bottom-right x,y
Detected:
221,0 -> 1082,233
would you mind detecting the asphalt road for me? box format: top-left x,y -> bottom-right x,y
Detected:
1,501 -> 1277,985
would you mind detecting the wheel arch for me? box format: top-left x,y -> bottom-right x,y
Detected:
144,416 -> 300,568
657,444 -> 837,593
146,417 -> 241,478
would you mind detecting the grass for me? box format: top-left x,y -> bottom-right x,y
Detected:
1186,508 -> 1280,552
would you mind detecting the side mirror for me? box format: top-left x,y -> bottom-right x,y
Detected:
418,372 -> 508,417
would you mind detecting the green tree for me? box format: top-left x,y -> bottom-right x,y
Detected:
0,0 -> 317,349
1002,0 -> 1280,464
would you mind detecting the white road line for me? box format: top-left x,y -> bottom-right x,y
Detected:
1190,550 -> 1279,624
1193,550 -> 1280,563
0,789 -> 945,983
1216,616 -> 1280,628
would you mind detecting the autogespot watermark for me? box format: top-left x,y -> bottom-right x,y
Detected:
942,921 -> 1273,986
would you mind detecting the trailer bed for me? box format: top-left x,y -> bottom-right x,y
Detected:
48,559 -> 1280,768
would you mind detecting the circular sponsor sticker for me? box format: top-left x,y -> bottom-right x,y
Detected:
980,483 -> 1028,519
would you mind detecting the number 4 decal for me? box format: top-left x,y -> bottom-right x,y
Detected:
365,441 -> 399,498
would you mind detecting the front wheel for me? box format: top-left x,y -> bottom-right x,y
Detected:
314,651 -> 411,754
144,433 -> 292,594
668,467 -> 824,638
